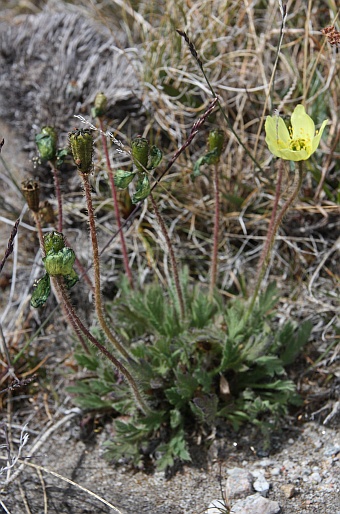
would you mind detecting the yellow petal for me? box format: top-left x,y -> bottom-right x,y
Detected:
311,119 -> 328,153
265,115 -> 290,147
275,147 -> 310,161
291,104 -> 315,140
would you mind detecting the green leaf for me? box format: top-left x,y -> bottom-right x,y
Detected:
64,268 -> 79,289
257,282 -> 280,315
280,320 -> 312,365
175,370 -> 198,400
192,394 -> 218,424
148,145 -> 163,169
192,149 -> 220,179
132,174 -> 151,203
114,169 -> 136,189
30,273 -> 51,308
56,148 -> 69,168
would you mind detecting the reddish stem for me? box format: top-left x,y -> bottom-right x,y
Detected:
209,162 -> 220,298
99,118 -> 134,289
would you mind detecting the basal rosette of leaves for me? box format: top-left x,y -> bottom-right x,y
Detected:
67,277 -> 312,470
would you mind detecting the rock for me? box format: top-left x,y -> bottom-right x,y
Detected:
309,472 -> 322,484
281,484 -> 296,499
205,499 -> 228,513
225,468 -> 253,502
230,493 -> 280,514
323,445 -> 340,457
253,473 -> 270,497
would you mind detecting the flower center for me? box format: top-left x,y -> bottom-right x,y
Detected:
288,127 -> 312,153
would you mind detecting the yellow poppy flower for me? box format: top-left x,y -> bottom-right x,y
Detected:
265,104 -> 328,161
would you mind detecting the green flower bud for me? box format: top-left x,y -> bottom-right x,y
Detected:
131,137 -> 149,172
43,231 -> 65,254
43,247 -> 76,276
64,268 -> 79,289
148,145 -> 163,170
114,169 -> 137,189
35,126 -> 58,161
68,129 -> 94,174
21,179 -> 40,212
132,174 -> 150,204
91,92 -> 107,118
31,273 -> 51,308
208,129 -> 224,164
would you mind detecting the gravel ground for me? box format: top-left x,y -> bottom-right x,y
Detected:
1,416 -> 338,513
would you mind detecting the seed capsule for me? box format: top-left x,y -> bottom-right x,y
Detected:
68,129 -> 94,174
21,179 -> 40,212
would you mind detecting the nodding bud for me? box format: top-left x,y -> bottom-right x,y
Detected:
43,247 -> 76,276
208,129 -> 224,164
43,231 -> 65,254
68,129 -> 94,174
35,126 -> 58,161
131,137 -> 149,172
21,178 -> 40,212
92,92 -> 107,117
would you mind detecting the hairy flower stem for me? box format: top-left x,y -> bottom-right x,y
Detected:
246,161 -> 304,319
55,277 -> 149,414
149,192 -> 185,320
209,162 -> 220,299
48,160 -> 94,291
81,173 -> 131,361
98,118 -> 133,289
30,214 -> 89,353
32,212 -> 45,258
52,277 -> 90,354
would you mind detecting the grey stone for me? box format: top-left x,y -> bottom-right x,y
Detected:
230,493 -> 280,514
323,445 -> 340,457
309,472 -> 322,484
225,467 -> 253,502
253,473 -> 270,497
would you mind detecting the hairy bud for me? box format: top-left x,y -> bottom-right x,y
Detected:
35,126 -> 58,161
68,129 -> 94,174
92,92 -> 108,117
131,137 -> 149,172
208,129 -> 224,164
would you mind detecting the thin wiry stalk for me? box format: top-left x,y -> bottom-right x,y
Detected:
48,160 -> 94,291
81,173 -> 131,362
52,277 -> 90,355
246,161 -> 304,319
209,162 -> 220,298
98,117 -> 134,289
98,98 -> 218,258
55,277 -> 150,414
32,212 -> 45,258
149,192 -> 185,320
176,30 -> 264,173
